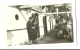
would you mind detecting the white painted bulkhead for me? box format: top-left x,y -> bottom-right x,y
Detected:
4,7 -> 29,46
38,13 -> 45,37
46,16 -> 51,32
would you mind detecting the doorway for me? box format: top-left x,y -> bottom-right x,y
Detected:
43,16 -> 47,36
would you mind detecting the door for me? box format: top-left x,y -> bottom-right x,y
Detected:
43,16 -> 47,35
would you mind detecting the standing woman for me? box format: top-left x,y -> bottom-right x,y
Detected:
32,19 -> 38,44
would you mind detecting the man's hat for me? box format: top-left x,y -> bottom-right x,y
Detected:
29,17 -> 33,20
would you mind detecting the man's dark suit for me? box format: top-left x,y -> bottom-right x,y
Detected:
27,21 -> 34,41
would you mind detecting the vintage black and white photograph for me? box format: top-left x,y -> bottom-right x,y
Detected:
4,3 -> 74,46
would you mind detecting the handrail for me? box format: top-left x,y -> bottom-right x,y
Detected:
7,26 -> 44,32
7,28 -> 27,32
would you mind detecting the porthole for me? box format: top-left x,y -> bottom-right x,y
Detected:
15,14 -> 19,20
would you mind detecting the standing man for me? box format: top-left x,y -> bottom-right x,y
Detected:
27,17 -> 35,44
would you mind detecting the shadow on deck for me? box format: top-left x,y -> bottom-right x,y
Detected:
37,30 -> 72,44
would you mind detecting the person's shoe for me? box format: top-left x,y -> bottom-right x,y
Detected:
32,41 -> 38,44
27,42 -> 32,45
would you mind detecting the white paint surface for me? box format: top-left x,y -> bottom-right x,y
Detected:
38,14 -> 44,36
47,16 -> 50,32
4,7 -> 30,46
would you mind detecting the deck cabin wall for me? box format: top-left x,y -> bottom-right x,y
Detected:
4,7 -> 45,46
4,7 -> 31,46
